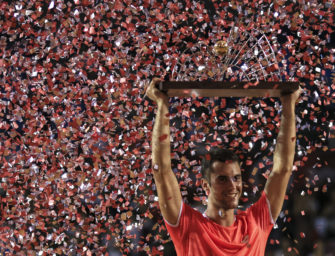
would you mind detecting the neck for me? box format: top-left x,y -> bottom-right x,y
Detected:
205,204 -> 235,226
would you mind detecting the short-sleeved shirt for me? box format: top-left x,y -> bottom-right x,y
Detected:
164,191 -> 274,256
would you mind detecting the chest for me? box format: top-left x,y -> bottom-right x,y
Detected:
189,216 -> 257,245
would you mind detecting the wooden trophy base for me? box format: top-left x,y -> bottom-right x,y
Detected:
157,81 -> 299,98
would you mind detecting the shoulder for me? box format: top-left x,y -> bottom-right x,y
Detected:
165,202 -> 204,228
236,192 -> 269,217
251,191 -> 268,207
238,191 -> 275,228
182,203 -> 206,222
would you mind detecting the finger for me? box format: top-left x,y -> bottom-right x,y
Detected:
144,81 -> 151,98
297,86 -> 303,96
145,78 -> 158,94
150,77 -> 161,90
295,86 -> 304,103
144,78 -> 161,99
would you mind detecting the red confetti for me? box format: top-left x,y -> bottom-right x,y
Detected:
159,134 -> 168,142
0,1 -> 334,255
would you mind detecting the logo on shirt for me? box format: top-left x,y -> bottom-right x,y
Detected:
242,235 -> 251,248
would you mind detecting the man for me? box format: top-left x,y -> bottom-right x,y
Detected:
145,78 -> 301,255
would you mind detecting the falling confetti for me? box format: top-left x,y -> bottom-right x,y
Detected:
0,0 -> 334,255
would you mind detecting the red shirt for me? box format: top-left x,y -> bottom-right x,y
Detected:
164,191 -> 274,256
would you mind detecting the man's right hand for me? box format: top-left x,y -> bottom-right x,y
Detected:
145,78 -> 168,105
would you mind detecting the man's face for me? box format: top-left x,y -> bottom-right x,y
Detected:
204,160 -> 242,210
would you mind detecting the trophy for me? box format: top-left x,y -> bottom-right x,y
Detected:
158,27 -> 299,97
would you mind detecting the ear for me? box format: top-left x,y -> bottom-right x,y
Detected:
201,178 -> 210,196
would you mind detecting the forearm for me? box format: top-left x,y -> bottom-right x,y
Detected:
147,83 -> 182,225
264,89 -> 300,220
152,100 -> 171,172
273,103 -> 296,172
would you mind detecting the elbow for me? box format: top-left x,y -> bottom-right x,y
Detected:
281,168 -> 293,175
272,166 -> 293,175
152,160 -> 171,173
273,157 -> 294,174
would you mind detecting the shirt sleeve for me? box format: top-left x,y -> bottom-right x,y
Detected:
164,201 -> 191,249
249,191 -> 275,231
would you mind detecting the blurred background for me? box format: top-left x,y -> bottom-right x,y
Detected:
1,0 -> 335,255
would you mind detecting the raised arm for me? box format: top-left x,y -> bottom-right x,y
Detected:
264,88 -> 302,221
145,79 -> 182,225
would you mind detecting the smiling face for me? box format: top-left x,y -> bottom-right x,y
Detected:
203,160 -> 242,211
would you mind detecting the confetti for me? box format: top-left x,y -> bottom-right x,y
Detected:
0,0 -> 334,255
159,134 -> 168,142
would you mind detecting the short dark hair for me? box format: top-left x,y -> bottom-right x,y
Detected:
201,148 -> 240,184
